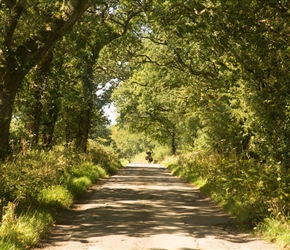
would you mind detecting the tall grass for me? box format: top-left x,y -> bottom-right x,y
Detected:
255,218 -> 290,249
38,185 -> 74,211
0,142 -> 122,250
0,203 -> 53,250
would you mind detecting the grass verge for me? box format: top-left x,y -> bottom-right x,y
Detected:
255,218 -> 290,250
164,155 -> 290,249
0,206 -> 53,250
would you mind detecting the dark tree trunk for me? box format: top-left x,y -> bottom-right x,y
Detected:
41,81 -> 60,150
41,105 -> 59,150
76,107 -> 92,152
0,68 -> 26,159
25,86 -> 42,149
25,52 -> 53,148
171,130 -> 176,155
75,70 -> 94,152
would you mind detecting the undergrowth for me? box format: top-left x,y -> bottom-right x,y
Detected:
0,142 -> 121,250
164,152 -> 290,249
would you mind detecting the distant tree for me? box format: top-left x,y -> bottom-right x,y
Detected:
111,125 -> 155,159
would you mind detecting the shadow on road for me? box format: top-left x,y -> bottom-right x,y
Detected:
36,164 -> 275,250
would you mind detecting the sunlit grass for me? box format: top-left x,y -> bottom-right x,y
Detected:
69,177 -> 92,197
0,206 -> 53,250
38,185 -> 74,210
71,163 -> 108,182
255,218 -> 290,249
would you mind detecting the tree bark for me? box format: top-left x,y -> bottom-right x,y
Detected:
0,70 -> 26,159
25,52 -> 53,148
171,130 -> 176,155
41,102 -> 59,150
75,68 -> 94,152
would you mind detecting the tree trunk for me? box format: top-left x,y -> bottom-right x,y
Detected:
41,104 -> 59,150
41,81 -> 60,150
76,107 -> 92,152
25,52 -> 53,148
24,86 -> 42,149
75,71 -> 94,152
0,69 -> 26,159
171,130 -> 176,155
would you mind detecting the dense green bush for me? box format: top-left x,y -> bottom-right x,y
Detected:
176,152 -> 290,225
70,163 -> 107,182
0,149 -> 70,207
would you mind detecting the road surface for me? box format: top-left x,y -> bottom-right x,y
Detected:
35,163 -> 276,250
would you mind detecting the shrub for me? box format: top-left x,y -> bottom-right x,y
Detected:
0,149 -> 72,207
0,142 -> 122,250
166,151 -> 290,228
68,177 -> 92,197
37,186 -> 73,211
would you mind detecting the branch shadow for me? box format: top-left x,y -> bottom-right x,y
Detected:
36,165 -> 273,249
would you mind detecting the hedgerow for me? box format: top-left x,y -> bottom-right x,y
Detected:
0,143 -> 121,250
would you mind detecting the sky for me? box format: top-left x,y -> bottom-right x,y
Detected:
103,103 -> 117,125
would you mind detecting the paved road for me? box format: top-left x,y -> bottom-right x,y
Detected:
35,163 -> 276,250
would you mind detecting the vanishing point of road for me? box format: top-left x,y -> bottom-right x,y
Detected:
35,163 -> 276,250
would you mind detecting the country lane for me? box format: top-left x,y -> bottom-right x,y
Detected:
34,163 -> 276,250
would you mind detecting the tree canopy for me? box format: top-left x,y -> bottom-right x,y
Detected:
112,0 -> 290,167
0,0 -> 290,169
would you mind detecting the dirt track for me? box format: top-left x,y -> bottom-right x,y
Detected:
35,163 -> 276,250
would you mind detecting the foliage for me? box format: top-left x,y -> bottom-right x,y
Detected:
112,39 -> 193,154
68,177 -> 92,198
111,0 -> 290,164
0,0 -> 98,158
165,151 -> 290,245
0,0 -> 151,159
129,145 -> 171,164
0,149 -> 71,208
112,3 -> 290,246
71,162 -> 106,182
150,146 -> 172,163
0,143 -> 121,249
1,0 -> 290,248
111,125 -> 157,160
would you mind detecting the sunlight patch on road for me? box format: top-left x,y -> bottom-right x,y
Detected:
126,163 -> 165,168
103,183 -> 194,191
83,234 -> 198,250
